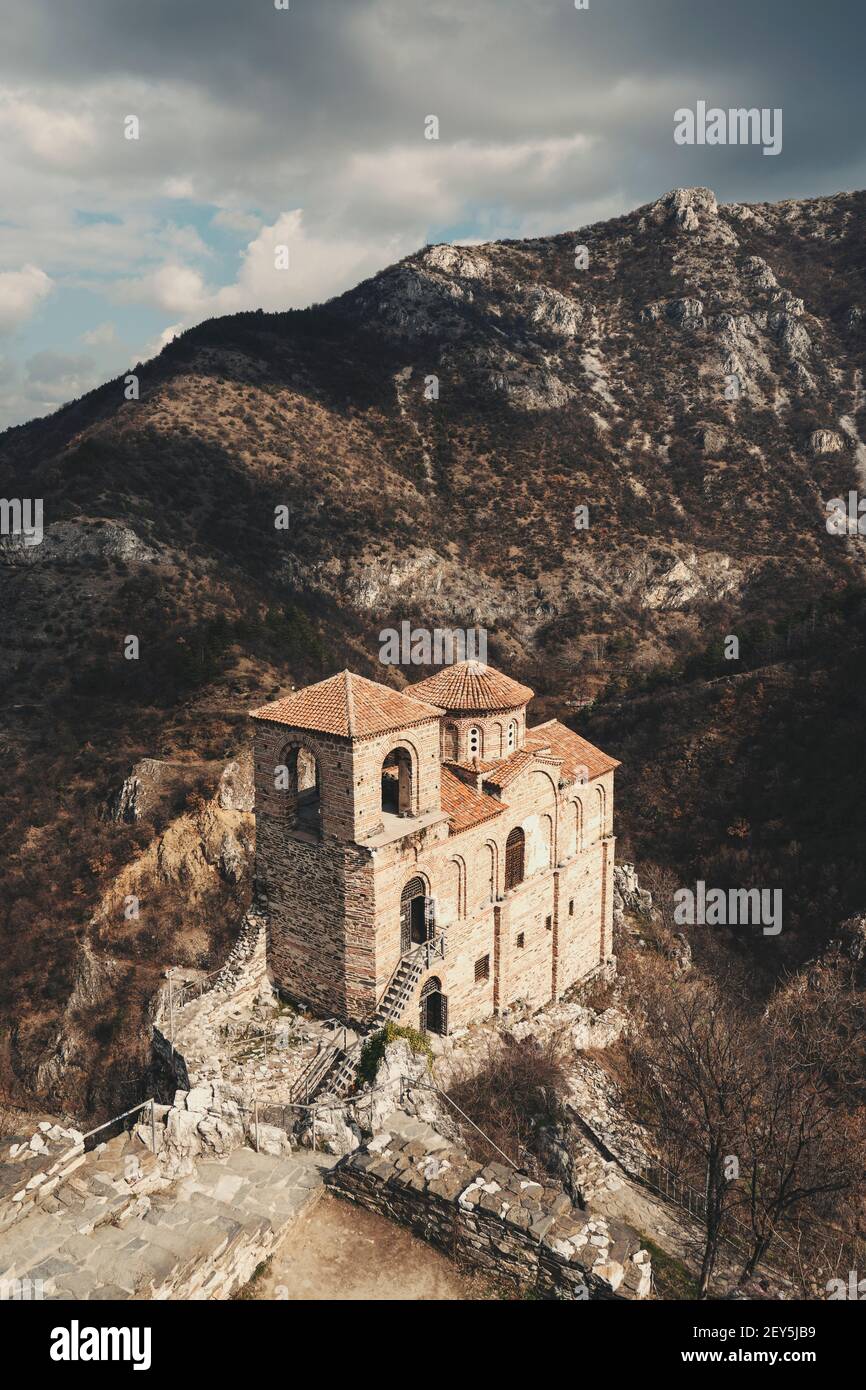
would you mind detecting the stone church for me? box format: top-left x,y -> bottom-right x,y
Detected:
251,660 -> 618,1036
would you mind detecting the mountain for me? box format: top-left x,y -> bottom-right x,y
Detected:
2,185 -> 866,1119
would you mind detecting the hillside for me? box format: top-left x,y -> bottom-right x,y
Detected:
1,184 -> 865,1119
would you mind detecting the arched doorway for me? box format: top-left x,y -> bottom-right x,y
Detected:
400,876 -> 431,954
420,977 -> 448,1036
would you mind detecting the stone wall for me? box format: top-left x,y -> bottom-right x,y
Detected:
327,1128 -> 651,1300
258,813 -> 377,1021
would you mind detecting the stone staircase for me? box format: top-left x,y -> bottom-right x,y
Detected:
291,947 -> 433,1107
0,1127 -> 336,1300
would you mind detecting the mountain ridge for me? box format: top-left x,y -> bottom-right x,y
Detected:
1,183 -> 865,1118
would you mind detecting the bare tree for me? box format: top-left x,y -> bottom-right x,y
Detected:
735,963 -> 866,1282
627,979 -> 759,1297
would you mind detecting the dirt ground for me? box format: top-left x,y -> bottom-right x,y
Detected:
246,1191 -> 501,1301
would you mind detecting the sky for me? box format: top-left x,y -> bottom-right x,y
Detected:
0,0 -> 864,432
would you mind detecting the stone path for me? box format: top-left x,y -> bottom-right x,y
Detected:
1,1132 -> 336,1301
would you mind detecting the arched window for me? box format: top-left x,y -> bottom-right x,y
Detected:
505,827 -> 525,892
540,813 -> 554,869
381,747 -> 413,816
449,857 -> 466,919
482,842 -> 497,904
443,723 -> 458,761
492,722 -> 503,756
573,799 -> 584,855
468,725 -> 483,757
507,720 -> 517,752
277,744 -> 321,834
596,785 -> 606,839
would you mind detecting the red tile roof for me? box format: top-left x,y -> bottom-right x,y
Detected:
407,660 -> 534,712
440,766 -> 504,835
250,671 -> 443,740
479,748 -> 563,790
525,719 -> 620,782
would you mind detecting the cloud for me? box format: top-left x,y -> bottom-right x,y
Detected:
1,0 -> 866,432
0,92 -> 97,169
0,347 -> 99,431
212,207 -> 262,233
114,262 -> 208,315
141,321 -> 182,363
81,321 -> 117,346
212,210 -> 414,314
25,348 -> 95,390
0,264 -> 53,333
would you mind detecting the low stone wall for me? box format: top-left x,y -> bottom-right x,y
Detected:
327,1129 -> 652,1299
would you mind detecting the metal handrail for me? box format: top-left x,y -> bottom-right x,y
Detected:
289,1023 -> 350,1104
369,932 -> 448,1025
636,1156 -> 802,1272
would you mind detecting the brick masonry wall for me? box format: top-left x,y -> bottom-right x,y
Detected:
440,704 -> 526,762
254,710 -> 616,1031
370,766 -> 616,1026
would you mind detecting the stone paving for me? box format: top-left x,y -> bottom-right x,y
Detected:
0,1127 -> 336,1301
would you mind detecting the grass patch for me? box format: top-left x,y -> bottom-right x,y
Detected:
637,1235 -> 698,1300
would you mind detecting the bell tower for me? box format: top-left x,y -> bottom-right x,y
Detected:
250,670 -> 443,1020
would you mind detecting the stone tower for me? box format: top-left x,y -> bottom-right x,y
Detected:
250,670 -> 444,1021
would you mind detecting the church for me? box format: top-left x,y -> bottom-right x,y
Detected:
251,659 -> 618,1036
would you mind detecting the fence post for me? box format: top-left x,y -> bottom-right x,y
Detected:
150,1098 -> 157,1155
311,1108 -> 317,1152
254,1096 -> 259,1154
167,969 -> 174,1044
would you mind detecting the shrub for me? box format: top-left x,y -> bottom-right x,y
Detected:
356,1022 -> 433,1088
446,1037 -> 567,1168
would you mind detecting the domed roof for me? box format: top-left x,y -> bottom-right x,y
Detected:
407,660 -> 534,713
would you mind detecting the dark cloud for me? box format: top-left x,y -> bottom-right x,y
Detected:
0,0 -> 863,206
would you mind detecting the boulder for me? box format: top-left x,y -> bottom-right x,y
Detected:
809,429 -> 845,455
666,297 -> 705,326
252,1124 -> 292,1157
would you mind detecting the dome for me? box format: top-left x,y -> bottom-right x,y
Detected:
407,660 -> 534,713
